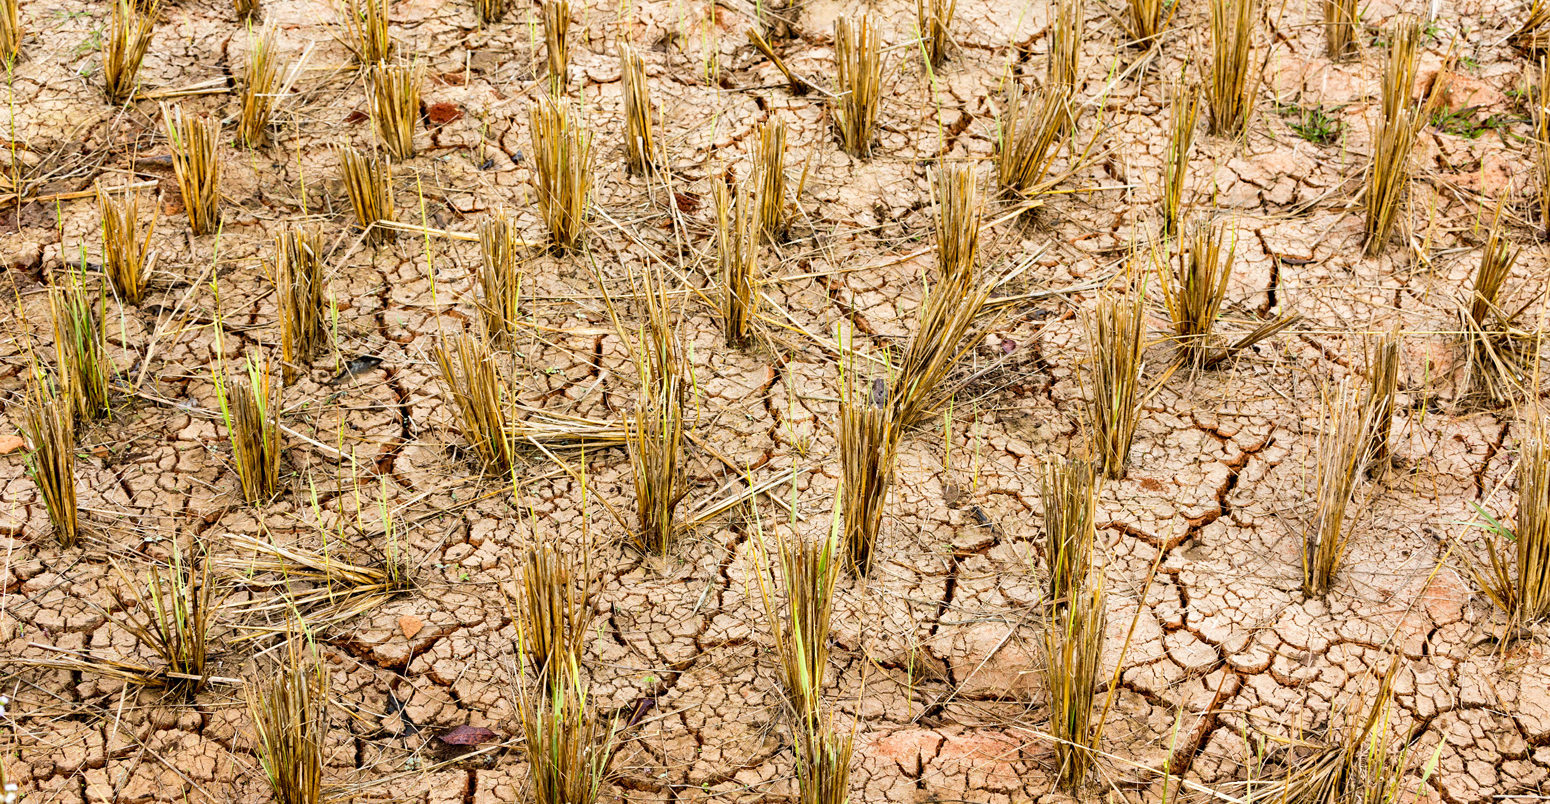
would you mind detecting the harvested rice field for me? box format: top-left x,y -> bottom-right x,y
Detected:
3,0 -> 1550,801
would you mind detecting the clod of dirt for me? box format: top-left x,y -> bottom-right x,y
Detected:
2,238 -> 43,274
426,102 -> 463,127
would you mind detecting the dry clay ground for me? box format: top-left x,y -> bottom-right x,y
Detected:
1,0 -> 1549,800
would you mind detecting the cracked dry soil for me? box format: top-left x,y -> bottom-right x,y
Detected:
2,0 -> 1550,801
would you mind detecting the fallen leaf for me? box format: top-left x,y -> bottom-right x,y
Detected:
624,696 -> 656,728
440,725 -> 497,745
0,435 -> 24,455
344,109 -> 369,124
434,71 -> 467,86
672,191 -> 700,214
398,614 -> 423,640
329,355 -> 384,384
426,102 -> 462,126
942,482 -> 962,509
1271,252 -> 1315,266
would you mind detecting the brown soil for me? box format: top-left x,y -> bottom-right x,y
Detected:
2,0 -> 1548,801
